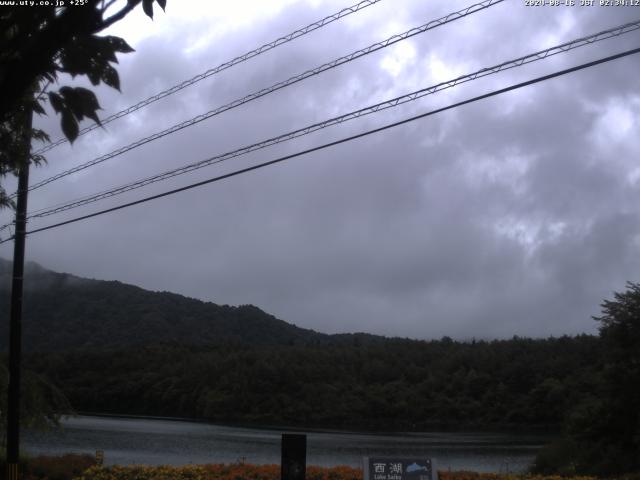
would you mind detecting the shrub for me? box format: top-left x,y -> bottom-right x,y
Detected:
0,453 -> 95,480
530,439 -> 580,476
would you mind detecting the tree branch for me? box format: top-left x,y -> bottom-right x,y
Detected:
101,0 -> 141,30
101,0 -> 119,13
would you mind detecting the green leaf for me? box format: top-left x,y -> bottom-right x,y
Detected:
61,110 -> 79,143
105,35 -> 135,54
59,86 -> 84,121
58,44 -> 92,77
87,69 -> 101,86
75,87 -> 102,125
97,40 -> 118,63
59,35 -> 121,78
78,88 -> 101,112
32,100 -> 46,115
30,153 -> 47,166
57,87 -> 102,126
31,128 -> 51,143
48,92 -> 64,113
142,0 -> 153,19
100,64 -> 120,91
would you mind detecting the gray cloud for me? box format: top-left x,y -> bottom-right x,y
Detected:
3,0 -> 639,340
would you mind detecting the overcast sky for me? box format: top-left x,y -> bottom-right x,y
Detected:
2,0 -> 639,340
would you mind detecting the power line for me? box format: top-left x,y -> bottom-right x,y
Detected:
3,45 -> 636,243
21,0 -> 504,195
32,0 -> 384,155
18,18 -> 640,222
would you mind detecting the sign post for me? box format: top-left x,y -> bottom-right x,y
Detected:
364,457 -> 437,480
281,434 -> 306,480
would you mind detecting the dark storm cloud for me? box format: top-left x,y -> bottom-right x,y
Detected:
4,0 -> 639,339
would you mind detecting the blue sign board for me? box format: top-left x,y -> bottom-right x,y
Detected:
364,457 -> 437,480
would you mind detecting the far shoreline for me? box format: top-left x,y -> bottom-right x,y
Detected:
67,412 -> 560,438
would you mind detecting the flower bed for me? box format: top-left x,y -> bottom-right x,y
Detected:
74,464 -> 601,480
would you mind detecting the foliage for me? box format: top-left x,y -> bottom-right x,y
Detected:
533,283 -> 640,476
7,459 -> 637,480
64,463 -> 609,480
412,472 -> 601,480
25,453 -> 95,480
0,360 -> 72,446
74,464 -> 361,480
0,0 -> 167,208
439,474 -> 599,480
595,283 -> 640,440
0,453 -> 95,480
23,335 -> 602,432
530,439 -> 580,476
0,94 -> 48,208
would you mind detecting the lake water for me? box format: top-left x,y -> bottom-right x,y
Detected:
23,415 -> 551,473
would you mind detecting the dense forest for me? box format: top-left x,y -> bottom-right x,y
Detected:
24,335 -> 601,431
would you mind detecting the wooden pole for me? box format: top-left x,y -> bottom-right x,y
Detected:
281,434 -> 306,480
5,106 -> 32,480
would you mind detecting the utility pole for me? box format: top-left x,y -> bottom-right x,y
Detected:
5,106 -> 33,480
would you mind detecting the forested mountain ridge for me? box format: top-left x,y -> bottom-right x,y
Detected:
0,258 -> 325,351
0,258 -> 604,432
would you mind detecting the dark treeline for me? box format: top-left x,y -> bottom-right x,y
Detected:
26,335 -> 600,431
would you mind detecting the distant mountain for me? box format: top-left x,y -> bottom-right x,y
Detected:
0,260 -> 605,431
0,258 -> 325,351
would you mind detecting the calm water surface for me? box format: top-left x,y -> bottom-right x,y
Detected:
23,416 -> 551,473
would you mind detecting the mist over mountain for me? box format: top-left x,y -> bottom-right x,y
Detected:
0,258 -> 605,432
0,258 -> 327,351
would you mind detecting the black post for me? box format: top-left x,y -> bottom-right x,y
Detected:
6,108 -> 32,480
281,434 -> 306,480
